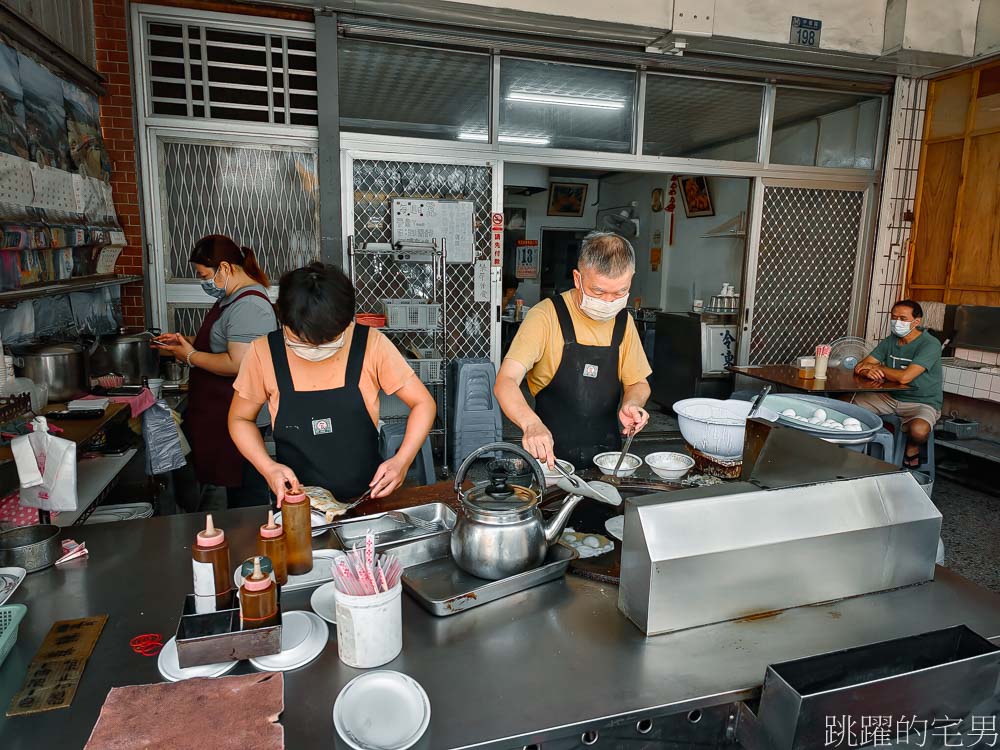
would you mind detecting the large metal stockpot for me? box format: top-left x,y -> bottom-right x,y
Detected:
88,329 -> 160,384
12,342 -> 87,402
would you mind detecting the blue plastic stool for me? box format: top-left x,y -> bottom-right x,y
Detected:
379,422 -> 436,486
866,429 -> 896,462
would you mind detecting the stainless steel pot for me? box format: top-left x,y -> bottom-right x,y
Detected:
0,524 -> 61,573
89,329 -> 161,385
450,442 -> 583,580
12,343 -> 87,402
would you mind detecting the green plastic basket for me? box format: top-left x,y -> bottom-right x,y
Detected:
0,604 -> 27,668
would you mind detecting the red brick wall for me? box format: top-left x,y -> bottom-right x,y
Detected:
93,0 -> 145,328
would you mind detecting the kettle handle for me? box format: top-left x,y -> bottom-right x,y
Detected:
453,442 -> 546,500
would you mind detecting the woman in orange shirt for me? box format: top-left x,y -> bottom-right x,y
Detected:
229,263 -> 436,503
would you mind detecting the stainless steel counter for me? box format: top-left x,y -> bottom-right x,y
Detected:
3,507 -> 1000,749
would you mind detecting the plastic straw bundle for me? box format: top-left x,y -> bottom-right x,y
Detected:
331,530 -> 403,596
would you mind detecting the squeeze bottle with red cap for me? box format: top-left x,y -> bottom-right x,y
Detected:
192,514 -> 231,596
257,510 -> 287,585
240,556 -> 278,629
282,487 -> 313,576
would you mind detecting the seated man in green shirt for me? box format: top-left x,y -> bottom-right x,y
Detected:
851,299 -> 942,468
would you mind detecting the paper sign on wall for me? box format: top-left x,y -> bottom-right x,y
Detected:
474,260 -> 491,303
515,244 -> 539,279
391,198 -> 475,264
491,228 -> 503,266
650,247 -> 662,273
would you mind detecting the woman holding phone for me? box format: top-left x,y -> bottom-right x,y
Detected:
154,234 -> 278,508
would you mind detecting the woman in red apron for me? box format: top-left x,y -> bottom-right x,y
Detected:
154,235 -> 278,508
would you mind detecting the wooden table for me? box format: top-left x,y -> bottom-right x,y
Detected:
729,364 -> 911,394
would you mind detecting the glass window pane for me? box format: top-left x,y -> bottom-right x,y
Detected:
499,58 -> 635,153
643,75 -> 763,161
338,39 -> 489,141
771,88 -> 881,169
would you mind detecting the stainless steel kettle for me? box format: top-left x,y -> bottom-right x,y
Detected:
451,442 -> 584,580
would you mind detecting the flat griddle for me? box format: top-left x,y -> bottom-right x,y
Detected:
539,472 -> 682,584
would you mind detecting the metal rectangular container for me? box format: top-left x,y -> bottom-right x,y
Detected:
403,543 -> 577,616
335,502 -> 456,569
174,590 -> 282,668
619,472 -> 942,635
740,625 -> 1000,749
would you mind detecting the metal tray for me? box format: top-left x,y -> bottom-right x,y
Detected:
175,590 -> 282,668
335,502 -> 456,569
402,543 -> 578,617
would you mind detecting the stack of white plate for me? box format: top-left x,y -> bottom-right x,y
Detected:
249,610 -> 327,672
157,636 -> 238,682
84,503 -> 154,524
333,671 -> 431,750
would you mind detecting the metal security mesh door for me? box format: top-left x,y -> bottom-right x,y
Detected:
350,159 -> 494,360
158,138 -> 320,330
747,186 -> 865,365
161,140 -> 319,281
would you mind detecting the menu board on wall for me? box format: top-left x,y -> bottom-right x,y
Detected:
391,198 -> 475,264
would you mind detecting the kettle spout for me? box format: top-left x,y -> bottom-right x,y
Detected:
544,494 -> 585,545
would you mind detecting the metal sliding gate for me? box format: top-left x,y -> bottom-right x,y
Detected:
742,181 -> 869,366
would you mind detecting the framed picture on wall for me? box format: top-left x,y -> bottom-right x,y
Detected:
679,176 -> 714,218
547,182 -> 588,217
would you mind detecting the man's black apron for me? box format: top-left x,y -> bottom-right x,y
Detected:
267,326 -> 380,500
534,295 -> 628,467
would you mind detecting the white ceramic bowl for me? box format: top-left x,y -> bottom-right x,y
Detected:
593,452 -> 641,477
672,398 -> 778,460
537,459 -> 575,488
644,451 -> 695,480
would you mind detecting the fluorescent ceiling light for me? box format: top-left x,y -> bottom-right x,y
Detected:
458,131 -> 551,146
499,134 -> 551,146
507,91 -> 626,110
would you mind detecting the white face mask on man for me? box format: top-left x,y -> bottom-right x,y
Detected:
891,320 -> 913,338
579,292 -> 629,321
285,333 -> 345,361
574,269 -> 632,322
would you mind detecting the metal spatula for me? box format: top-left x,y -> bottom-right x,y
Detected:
611,428 -> 637,478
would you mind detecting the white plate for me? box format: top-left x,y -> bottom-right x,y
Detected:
333,670 -> 431,750
235,548 -> 340,591
310,582 -> 338,624
250,610 -> 327,672
0,567 -> 26,606
274,508 -> 329,537
604,516 -> 624,541
157,636 -> 238,682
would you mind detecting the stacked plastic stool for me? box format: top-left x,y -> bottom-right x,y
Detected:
448,358 -> 503,465
379,421 -> 436,486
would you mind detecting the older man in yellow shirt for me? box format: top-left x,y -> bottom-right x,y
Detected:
494,232 -> 652,468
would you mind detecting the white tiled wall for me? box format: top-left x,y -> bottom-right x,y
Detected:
944,348 -> 1000,402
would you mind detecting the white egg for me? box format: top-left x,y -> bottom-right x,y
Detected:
832,423 -> 845,430
781,409 -> 797,417
583,536 -> 600,548
809,417 -> 823,424
813,408 -> 827,421
843,417 -> 861,427
845,423 -> 863,432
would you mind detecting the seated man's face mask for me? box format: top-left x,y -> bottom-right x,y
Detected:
891,319 -> 914,337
